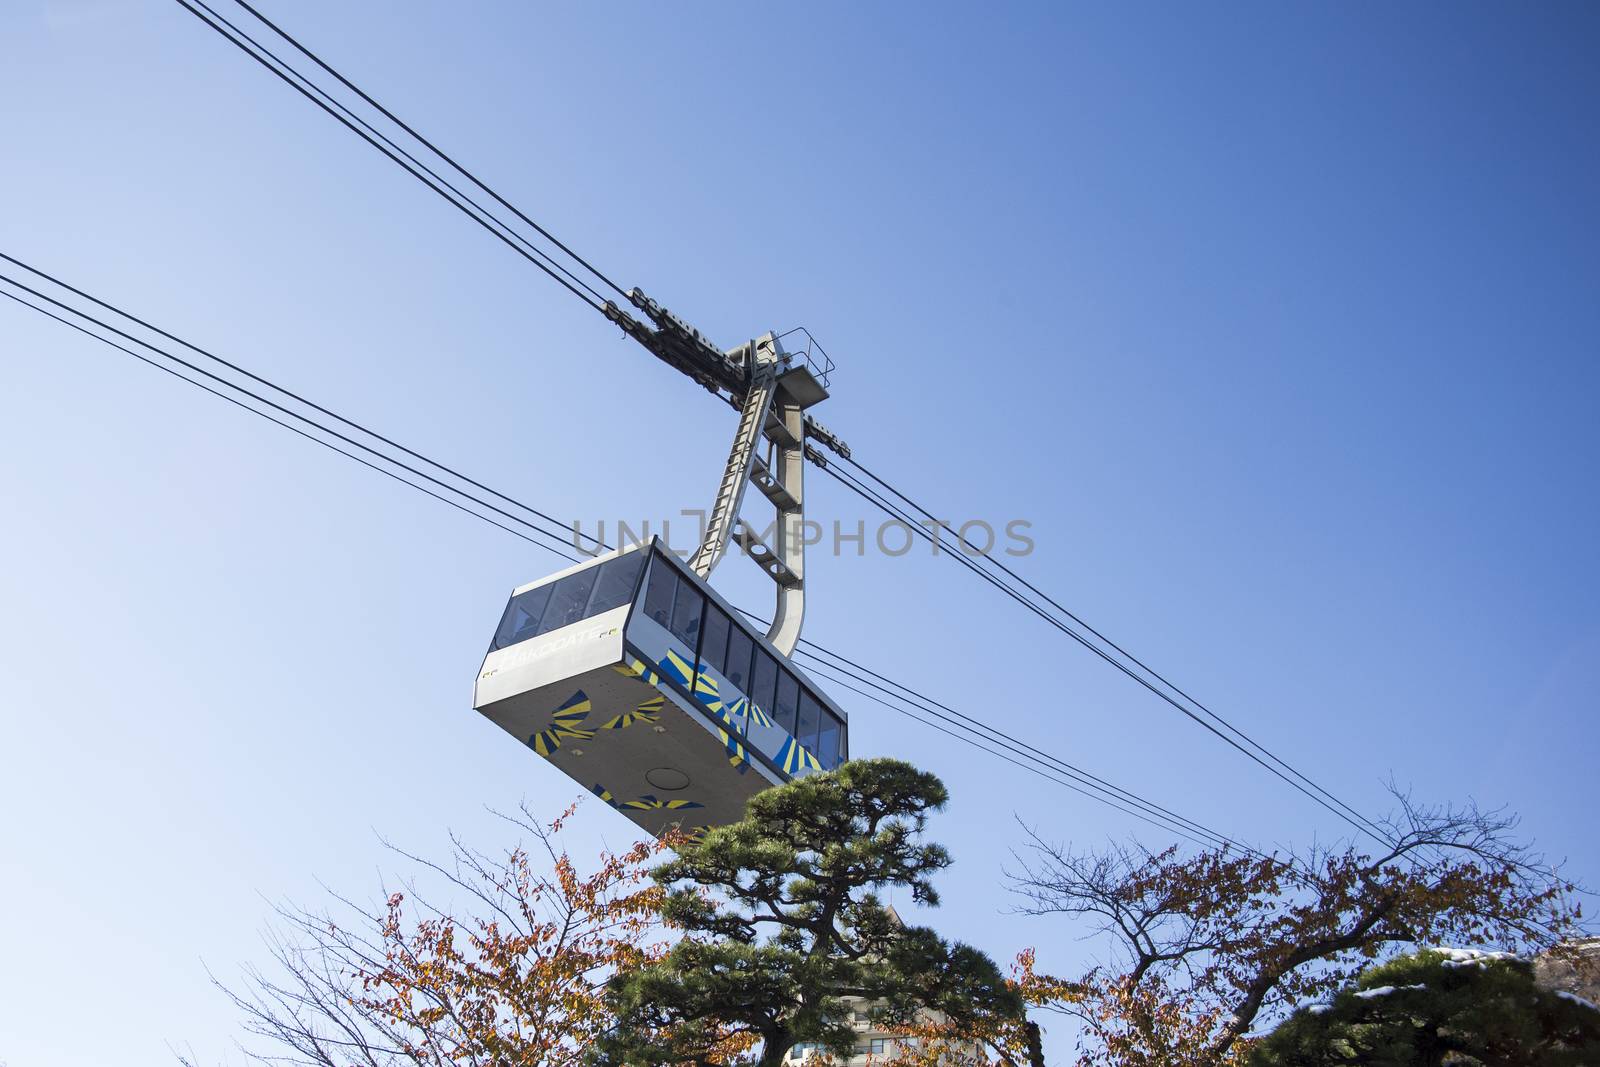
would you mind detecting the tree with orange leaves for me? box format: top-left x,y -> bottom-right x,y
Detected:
1006,791 -> 1586,1067
185,802 -> 749,1067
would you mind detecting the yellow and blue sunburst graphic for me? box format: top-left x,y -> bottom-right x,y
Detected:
692,669 -> 725,714
620,795 -> 705,812
717,726 -> 750,774
776,735 -> 822,775
745,700 -> 774,729
592,783 -> 703,813
613,657 -> 661,686
601,694 -> 664,731
527,690 -> 595,757
692,694 -> 751,775
609,648 -> 772,777
656,649 -> 696,688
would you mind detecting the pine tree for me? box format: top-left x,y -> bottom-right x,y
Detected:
1247,948 -> 1600,1066
593,758 -> 1024,1067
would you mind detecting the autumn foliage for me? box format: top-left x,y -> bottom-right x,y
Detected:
192,777 -> 1584,1067
1008,792 -> 1585,1066
354,807 -> 669,1063
192,803 -> 693,1067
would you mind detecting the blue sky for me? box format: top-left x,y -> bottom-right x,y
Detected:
2,2 -> 1597,1063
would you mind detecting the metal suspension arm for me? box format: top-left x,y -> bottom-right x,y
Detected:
610,290 -> 846,659
688,339 -> 778,578
762,395 -> 807,655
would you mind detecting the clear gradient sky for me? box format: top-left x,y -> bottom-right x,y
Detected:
2,2 -> 1597,1064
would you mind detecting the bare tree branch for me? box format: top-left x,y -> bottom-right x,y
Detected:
1006,787 -> 1588,1066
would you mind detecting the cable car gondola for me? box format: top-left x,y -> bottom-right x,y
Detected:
474,540 -> 848,837
473,326 -> 848,838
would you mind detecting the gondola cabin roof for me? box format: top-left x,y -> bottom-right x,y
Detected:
473,540 -> 848,838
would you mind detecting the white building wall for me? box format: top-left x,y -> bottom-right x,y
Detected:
781,997 -> 982,1065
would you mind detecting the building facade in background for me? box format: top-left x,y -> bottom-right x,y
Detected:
783,998 -> 983,1065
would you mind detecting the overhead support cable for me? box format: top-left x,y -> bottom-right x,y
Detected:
793,654 -> 1234,852
817,459 -> 1397,849
1,252 -> 603,552
158,0 -> 1401,869
0,257 -> 1264,864
0,285 -> 580,564
826,461 -> 1463,873
835,453 -> 1396,846
788,640 -> 1247,851
0,259 -> 585,563
174,0 -> 615,313
798,658 -> 1218,851
173,0 -> 794,448
220,0 -> 632,302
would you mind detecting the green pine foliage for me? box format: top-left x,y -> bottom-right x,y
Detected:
1247,948 -> 1600,1066
592,758 -> 1023,1067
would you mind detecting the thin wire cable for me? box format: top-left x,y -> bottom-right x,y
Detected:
221,0 -> 632,302
1,269 -> 1263,858
793,645 -> 1339,886
827,461 -> 1449,874
791,639 -> 1324,885
173,0 -> 608,314
790,639 -> 1248,851
0,268 -> 582,561
0,251 -> 602,552
800,658 -> 1216,851
3,261 -> 1376,883
187,0 -> 610,307
176,0 -> 1395,857
794,652 -> 1234,852
820,458 -> 1393,848
0,287 -> 579,564
0,260 -> 1363,876
838,452 -> 1396,845
731,608 -> 1246,850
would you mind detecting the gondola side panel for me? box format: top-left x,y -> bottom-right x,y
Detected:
474,604 -> 782,838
